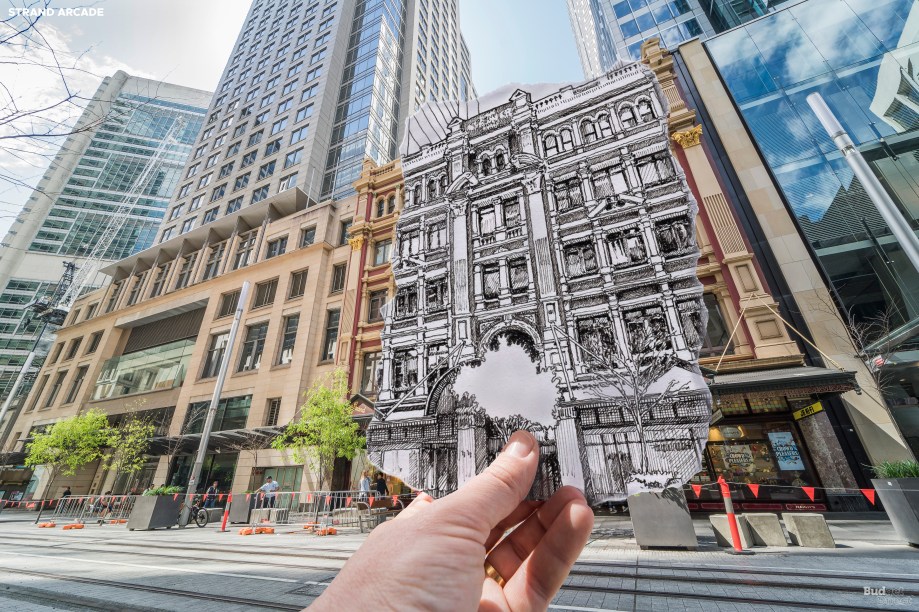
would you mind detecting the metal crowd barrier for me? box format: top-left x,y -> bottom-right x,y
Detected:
244,490 -> 420,532
34,494 -> 138,525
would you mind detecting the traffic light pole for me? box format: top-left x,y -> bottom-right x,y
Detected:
179,281 -> 250,527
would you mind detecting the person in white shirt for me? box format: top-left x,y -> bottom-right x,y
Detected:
258,476 -> 280,508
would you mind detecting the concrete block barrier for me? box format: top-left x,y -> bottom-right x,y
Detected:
709,513 -> 754,549
741,513 -> 788,546
783,513 -> 836,548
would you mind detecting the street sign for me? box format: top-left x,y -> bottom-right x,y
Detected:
793,401 -> 824,421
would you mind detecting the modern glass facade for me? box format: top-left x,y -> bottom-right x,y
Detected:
322,0 -> 407,198
706,0 -> 919,454
28,94 -> 204,259
93,338 -> 195,400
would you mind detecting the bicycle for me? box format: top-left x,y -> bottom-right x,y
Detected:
178,495 -> 209,528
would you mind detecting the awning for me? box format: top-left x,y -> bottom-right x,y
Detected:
147,426 -> 284,455
708,366 -> 857,398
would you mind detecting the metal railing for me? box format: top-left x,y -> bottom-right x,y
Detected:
242,490 -> 420,532
34,494 -> 138,525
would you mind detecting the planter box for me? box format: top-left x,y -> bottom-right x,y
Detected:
873,478 -> 919,547
228,494 -> 258,524
627,487 -> 697,550
127,496 -> 181,531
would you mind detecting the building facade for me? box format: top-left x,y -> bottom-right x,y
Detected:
369,64 -> 714,504
692,0 -> 919,459
0,72 -> 210,408
3,188 -> 361,498
566,0 -> 796,69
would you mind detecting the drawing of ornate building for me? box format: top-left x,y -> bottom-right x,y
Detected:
368,62 -> 711,503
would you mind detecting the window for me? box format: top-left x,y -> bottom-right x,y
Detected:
238,322 -> 269,371
338,218 -> 352,245
598,114 -> 613,137
233,231 -> 258,269
203,207 -> 220,223
198,173 -> 213,189
637,99 -> 655,122
247,130 -> 264,147
373,239 -> 392,266
217,289 -> 241,319
368,289 -> 387,323
290,125 -> 308,143
426,277 -> 447,310
169,205 -> 184,221
299,225 -> 316,247
361,351 -> 382,395
105,282 -> 123,313
608,227 -> 647,266
278,172 -> 298,191
265,398 -> 281,426
284,148 -> 303,168
295,104 -> 313,122
509,259 -> 528,294
174,253 -> 197,290
127,273 -> 145,306
655,216 -> 692,254
265,138 -> 282,155
560,129 -> 574,151
288,269 -> 308,298
277,314 -> 299,365
181,218 -> 195,234
392,349 -> 418,393
257,160 -> 276,181
482,264 -> 500,300
226,141 -> 241,157
178,183 -> 192,198
85,330 -> 103,355
241,150 -> 258,168
218,162 -> 235,178
251,185 -> 270,203
577,315 -> 614,360
544,134 -> 558,156
330,263 -> 346,293
266,236 -> 288,259
45,371 -> 67,407
580,120 -> 597,144
64,366 -> 88,404
28,375 -> 49,412
149,264 -> 170,297
252,278 -> 278,308
277,97 -> 293,113
376,199 -> 386,218
320,309 -> 340,361
619,105 -> 637,128
203,242 -> 226,280
226,196 -> 243,214
202,332 -> 230,378
700,293 -> 732,358
270,117 -> 288,135
564,241 -> 598,277
636,155 -> 675,185
395,286 -> 418,318
479,206 -> 496,235
210,184 -> 227,202
189,195 -> 204,211
591,167 -> 629,199
554,179 -> 583,210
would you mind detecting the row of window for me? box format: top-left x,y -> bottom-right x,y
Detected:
544,100 -> 656,156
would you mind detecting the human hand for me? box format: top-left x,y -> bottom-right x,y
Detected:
310,430 -> 594,611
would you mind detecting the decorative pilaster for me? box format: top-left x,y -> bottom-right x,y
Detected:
671,125 -> 703,149
456,406 -> 487,486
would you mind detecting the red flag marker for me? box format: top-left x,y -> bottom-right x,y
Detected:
307,493 -> 313,503
747,484 -> 760,498
325,495 -> 332,505
369,496 -> 375,506
218,494 -> 225,502
861,489 -> 876,505
173,493 -> 179,501
246,493 -> 251,501
690,484 -> 702,498
801,487 -> 815,502
346,496 -> 352,505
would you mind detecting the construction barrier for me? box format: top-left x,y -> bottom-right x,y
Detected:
1,498 -> 56,516
242,490 -> 422,532
34,494 -> 138,525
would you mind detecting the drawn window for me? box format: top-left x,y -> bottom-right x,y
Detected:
481,157 -> 492,176
428,178 -> 437,198
495,152 -> 506,171
399,229 -> 421,258
597,114 -> 613,137
509,259 -> 528,294
543,134 -> 558,156
412,184 -> 422,205
482,263 -> 500,300
393,349 -> 418,393
624,306 -> 669,353
619,105 -> 637,128
608,228 -> 647,267
426,277 -> 447,310
554,179 -> 582,210
591,167 -> 628,199
395,286 -> 418,318
655,216 -> 693,254
580,120 -> 597,144
577,315 -> 614,361
427,343 -> 449,380
439,175 -> 448,193
479,207 -> 496,235
564,241 -> 598,277
637,156 -> 675,185
503,201 -> 521,228
426,221 -> 447,249
638,99 -> 655,122
559,129 -> 574,151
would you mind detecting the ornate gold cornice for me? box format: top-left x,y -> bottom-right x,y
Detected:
671,125 -> 703,149
348,236 -> 364,251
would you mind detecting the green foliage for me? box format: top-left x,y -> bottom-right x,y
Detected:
25,409 -> 111,486
870,460 -> 919,479
105,417 -> 155,480
142,485 -> 183,496
272,369 -> 365,487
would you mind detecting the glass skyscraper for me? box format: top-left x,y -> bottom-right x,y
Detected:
566,0 -> 796,70
704,0 -> 919,453
0,72 -> 210,405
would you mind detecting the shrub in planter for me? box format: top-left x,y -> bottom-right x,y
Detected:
870,460 -> 919,547
128,486 -> 184,530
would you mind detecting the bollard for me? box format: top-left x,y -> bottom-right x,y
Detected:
718,476 -> 753,555
220,494 -> 232,532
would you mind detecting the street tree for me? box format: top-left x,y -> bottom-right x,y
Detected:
104,415 -> 155,491
272,369 -> 365,489
24,408 -> 110,494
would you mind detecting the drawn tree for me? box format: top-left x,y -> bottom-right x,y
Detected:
578,323 -> 689,476
24,408 -> 110,495
272,369 -> 365,489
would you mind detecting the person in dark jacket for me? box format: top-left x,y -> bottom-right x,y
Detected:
204,481 -> 219,508
374,473 -> 388,496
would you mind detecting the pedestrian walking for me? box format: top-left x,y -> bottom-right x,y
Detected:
204,481 -> 219,508
61,486 -> 71,498
258,476 -> 280,508
359,471 -> 371,498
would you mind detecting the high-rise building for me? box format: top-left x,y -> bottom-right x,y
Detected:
565,0 -> 795,70
0,71 -> 210,405
159,0 -> 475,243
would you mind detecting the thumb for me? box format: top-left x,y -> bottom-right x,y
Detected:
436,430 -> 539,537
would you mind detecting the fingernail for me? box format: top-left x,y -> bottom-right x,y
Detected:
504,432 -> 534,458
